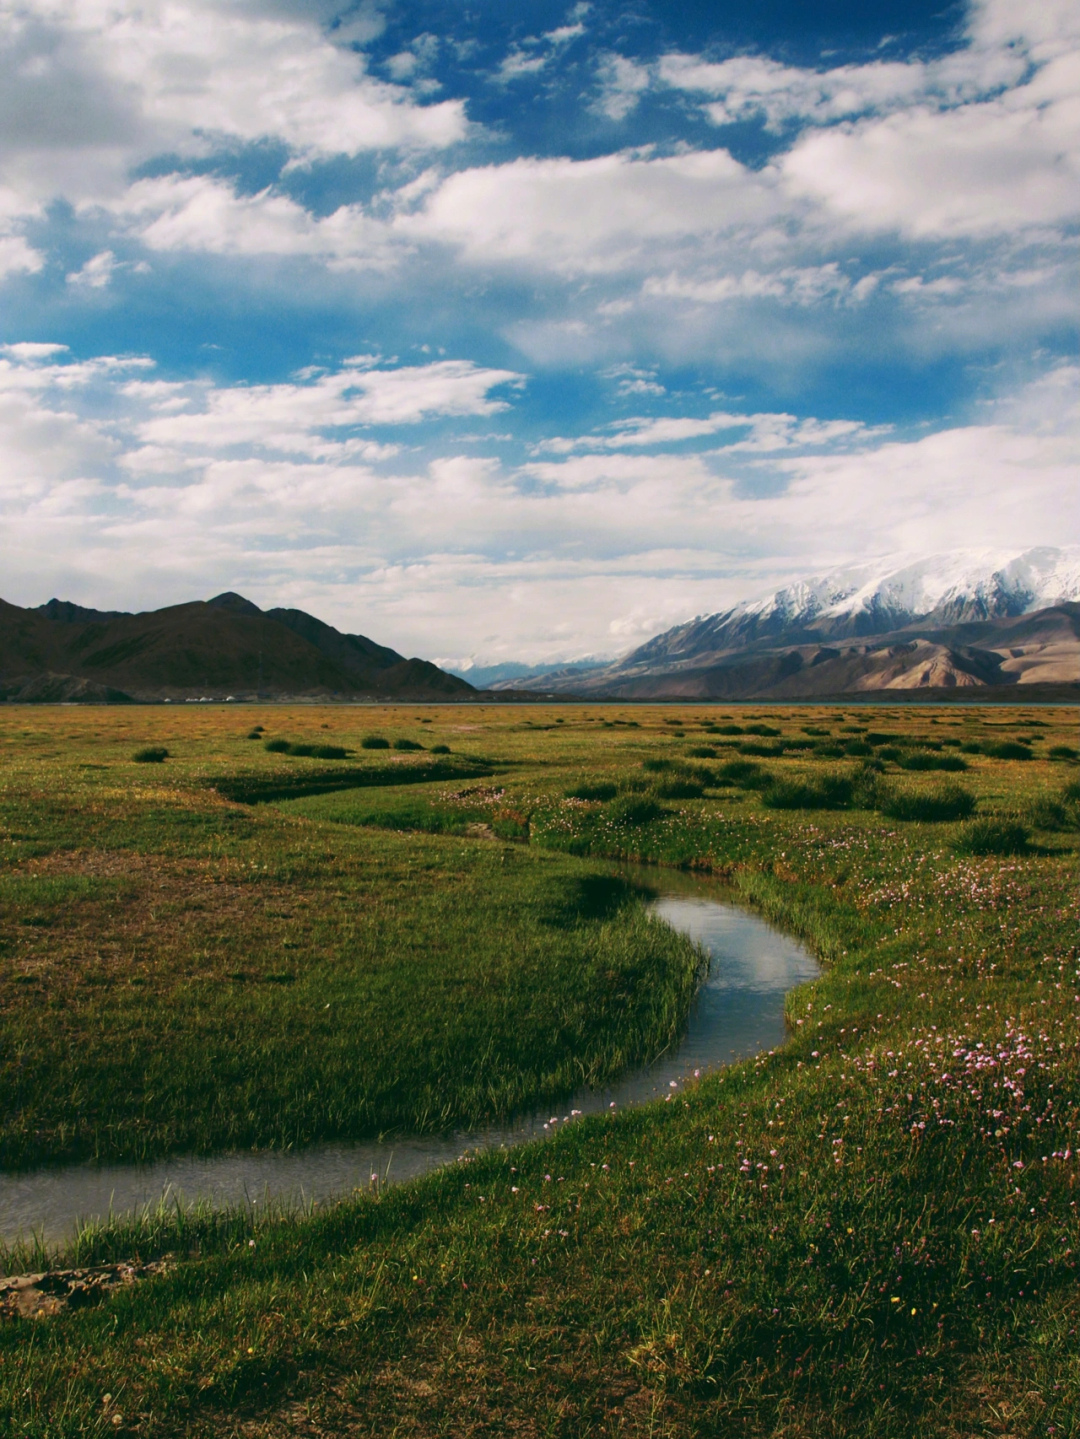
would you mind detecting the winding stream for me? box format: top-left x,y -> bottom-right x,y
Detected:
0,869 -> 819,1247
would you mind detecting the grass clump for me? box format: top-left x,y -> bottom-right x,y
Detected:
1048,744 -> 1079,761
650,777 -> 705,800
982,740 -> 1034,760
393,738 -> 424,751
565,781 -> 618,801
360,735 -> 390,750
760,773 -> 852,810
1026,790 -> 1080,832
430,743 -> 451,754
132,746 -> 168,763
263,739 -> 348,759
716,758 -> 772,790
880,781 -> 976,822
605,794 -> 665,826
953,816 -> 1030,855
896,750 -> 968,772
685,745 -> 718,758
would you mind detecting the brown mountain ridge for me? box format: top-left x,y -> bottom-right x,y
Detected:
0,593 -> 476,703
497,603 -> 1080,701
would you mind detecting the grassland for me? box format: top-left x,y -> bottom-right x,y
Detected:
1,699 -> 1078,1437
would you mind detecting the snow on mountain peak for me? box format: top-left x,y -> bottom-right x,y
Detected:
740,546 -> 1080,626
616,545 -> 1080,672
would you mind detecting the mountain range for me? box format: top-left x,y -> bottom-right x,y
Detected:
0,593 -> 476,703
3,547 -> 1078,705
493,547 -> 1080,699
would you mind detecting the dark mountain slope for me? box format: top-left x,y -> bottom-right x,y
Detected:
267,606 -> 405,677
0,594 -> 475,702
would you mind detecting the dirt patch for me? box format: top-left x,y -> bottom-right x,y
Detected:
0,1257 -> 170,1320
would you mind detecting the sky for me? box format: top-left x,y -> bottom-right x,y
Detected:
0,0 -> 1077,669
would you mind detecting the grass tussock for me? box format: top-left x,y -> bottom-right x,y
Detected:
760,773 -> 852,810
879,781 -> 977,823
896,749 -> 968,771
953,816 -> 1031,855
263,738 -> 347,758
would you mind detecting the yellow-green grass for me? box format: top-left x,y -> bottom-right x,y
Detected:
0,700 -> 1077,1435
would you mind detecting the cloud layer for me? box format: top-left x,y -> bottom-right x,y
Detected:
0,346 -> 1074,663
0,0 -> 1076,660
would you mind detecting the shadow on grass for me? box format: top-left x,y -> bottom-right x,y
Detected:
205,755 -> 499,804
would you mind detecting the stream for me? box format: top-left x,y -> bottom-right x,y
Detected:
0,868 -> 819,1246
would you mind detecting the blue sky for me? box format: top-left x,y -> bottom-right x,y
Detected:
0,0 -> 1076,666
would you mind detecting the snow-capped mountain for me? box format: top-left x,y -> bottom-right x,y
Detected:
496,545 -> 1080,696
616,547 -> 1080,674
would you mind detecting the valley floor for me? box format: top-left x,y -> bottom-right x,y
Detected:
0,700 -> 1077,1436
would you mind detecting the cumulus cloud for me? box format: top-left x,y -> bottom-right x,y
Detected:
119,358 -> 526,460
100,174 -> 398,269
396,148 -> 776,273
0,187 -> 44,279
388,0 -> 1077,291
0,0 -> 466,208
780,94 -> 1079,239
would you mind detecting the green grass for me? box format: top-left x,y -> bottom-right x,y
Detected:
0,700 -> 1078,1435
0,832 -> 702,1167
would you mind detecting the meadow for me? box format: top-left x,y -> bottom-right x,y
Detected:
0,699 -> 1077,1436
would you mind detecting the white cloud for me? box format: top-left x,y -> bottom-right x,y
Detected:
0,187 -> 44,279
657,42 -> 1025,131
0,232 -> 43,279
496,48 -> 550,82
0,0 -> 467,211
396,148 -> 776,274
594,54 -> 651,121
100,173 -> 398,269
65,249 -> 119,288
601,364 -> 665,396
644,262 -> 864,306
121,358 -> 526,458
539,408 -> 875,454
780,92 -> 1079,238
545,23 -> 586,46
659,0 -> 1080,242
1,342 -> 69,360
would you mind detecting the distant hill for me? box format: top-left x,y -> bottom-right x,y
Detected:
495,547 -> 1080,699
446,659 -> 609,689
0,593 -> 476,703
